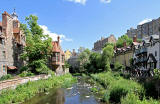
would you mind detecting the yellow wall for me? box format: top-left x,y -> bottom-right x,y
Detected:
65,50 -> 72,60
113,51 -> 133,67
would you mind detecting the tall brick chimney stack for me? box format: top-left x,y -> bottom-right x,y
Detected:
133,35 -> 137,42
123,41 -> 127,47
57,36 -> 60,43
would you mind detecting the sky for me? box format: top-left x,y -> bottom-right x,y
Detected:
1,0 -> 160,51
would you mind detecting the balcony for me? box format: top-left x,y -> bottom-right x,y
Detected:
140,48 -> 147,53
135,48 -> 147,56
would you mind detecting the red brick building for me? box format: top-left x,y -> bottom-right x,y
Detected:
50,36 -> 65,75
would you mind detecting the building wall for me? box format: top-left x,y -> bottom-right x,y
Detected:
147,42 -> 160,69
127,28 -> 137,38
114,51 -> 133,67
93,35 -> 116,52
0,12 -> 25,77
136,17 -> 160,39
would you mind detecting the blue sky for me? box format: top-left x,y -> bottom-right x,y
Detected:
1,0 -> 160,51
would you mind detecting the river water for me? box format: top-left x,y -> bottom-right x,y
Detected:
23,76 -> 105,104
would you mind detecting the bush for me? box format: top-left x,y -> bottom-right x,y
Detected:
121,93 -> 160,104
91,72 -> 145,103
0,74 -> 12,81
154,69 -> 160,80
19,71 -> 35,77
114,61 -> 124,72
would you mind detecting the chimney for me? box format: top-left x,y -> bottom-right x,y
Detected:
114,45 -> 117,50
123,41 -> 127,47
133,35 -> 137,42
57,36 -> 60,43
72,49 -> 76,56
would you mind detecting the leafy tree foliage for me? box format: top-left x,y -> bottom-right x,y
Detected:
78,48 -> 91,73
101,44 -> 114,71
77,44 -> 114,73
21,15 -> 52,74
116,35 -> 132,48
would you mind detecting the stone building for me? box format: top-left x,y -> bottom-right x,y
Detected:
93,34 -> 116,53
68,49 -> 80,73
0,11 -> 26,77
126,28 -> 138,38
49,36 -> 65,75
127,17 -> 160,39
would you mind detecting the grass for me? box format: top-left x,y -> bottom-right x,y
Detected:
90,72 -> 160,103
0,74 -> 13,81
0,73 -> 76,104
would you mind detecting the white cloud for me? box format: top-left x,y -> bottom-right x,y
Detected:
100,0 -> 111,3
67,0 -> 87,5
40,25 -> 73,42
138,18 -> 152,25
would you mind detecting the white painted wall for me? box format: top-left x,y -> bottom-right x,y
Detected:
147,42 -> 160,69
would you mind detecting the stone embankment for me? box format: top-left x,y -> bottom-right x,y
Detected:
0,74 -> 51,91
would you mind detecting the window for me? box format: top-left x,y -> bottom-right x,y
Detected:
0,39 -> 5,45
2,51 -> 6,59
155,51 -> 157,57
3,65 -> 6,72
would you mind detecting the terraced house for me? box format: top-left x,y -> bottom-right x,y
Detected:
49,36 -> 65,75
0,11 -> 26,77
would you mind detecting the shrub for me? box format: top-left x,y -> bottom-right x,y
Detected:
91,72 -> 145,103
0,74 -> 12,81
121,93 -> 160,104
114,61 -> 124,72
19,71 -> 35,77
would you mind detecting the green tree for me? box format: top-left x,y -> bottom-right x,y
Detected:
78,48 -> 91,73
116,35 -> 132,48
101,44 -> 114,71
21,15 -> 52,74
88,52 -> 101,73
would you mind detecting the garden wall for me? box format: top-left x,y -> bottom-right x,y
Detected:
0,74 -> 51,91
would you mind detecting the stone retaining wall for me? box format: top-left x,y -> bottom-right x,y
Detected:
0,74 -> 51,91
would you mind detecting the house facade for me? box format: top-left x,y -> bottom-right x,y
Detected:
50,36 -> 65,75
0,11 -> 26,77
113,36 -> 140,68
133,35 -> 160,71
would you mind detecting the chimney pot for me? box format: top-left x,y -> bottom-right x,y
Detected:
133,35 -> 137,42
123,41 -> 127,47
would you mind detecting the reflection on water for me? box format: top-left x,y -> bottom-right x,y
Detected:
23,77 -> 104,104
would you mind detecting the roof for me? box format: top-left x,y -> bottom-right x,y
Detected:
132,42 -> 140,46
13,28 -> 20,33
147,54 -> 157,63
151,34 -> 159,40
7,66 -> 17,70
52,41 -> 61,52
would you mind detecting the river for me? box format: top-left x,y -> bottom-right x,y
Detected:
23,76 -> 105,104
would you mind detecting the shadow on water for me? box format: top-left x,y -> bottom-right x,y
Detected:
23,76 -> 105,104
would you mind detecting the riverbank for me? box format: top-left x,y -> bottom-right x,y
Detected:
23,76 -> 105,104
89,72 -> 160,104
0,73 -> 76,104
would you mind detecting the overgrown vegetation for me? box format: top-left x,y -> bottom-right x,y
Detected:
20,15 -> 53,74
91,72 -> 144,103
116,35 -> 132,48
0,73 -> 76,104
0,74 -> 12,81
77,44 -> 114,73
